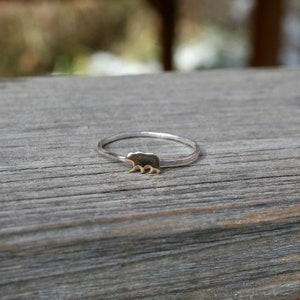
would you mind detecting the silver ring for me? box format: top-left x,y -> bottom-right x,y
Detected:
98,131 -> 200,174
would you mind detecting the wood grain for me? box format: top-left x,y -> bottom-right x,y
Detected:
0,69 -> 300,299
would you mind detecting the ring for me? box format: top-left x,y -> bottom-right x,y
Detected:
98,131 -> 200,174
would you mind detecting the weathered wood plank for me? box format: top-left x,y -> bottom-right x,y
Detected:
0,69 -> 300,299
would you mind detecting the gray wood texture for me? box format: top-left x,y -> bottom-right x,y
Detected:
0,69 -> 300,299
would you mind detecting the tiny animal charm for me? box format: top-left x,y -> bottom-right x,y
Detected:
125,152 -> 161,174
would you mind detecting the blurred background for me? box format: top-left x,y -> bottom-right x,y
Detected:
0,0 -> 299,77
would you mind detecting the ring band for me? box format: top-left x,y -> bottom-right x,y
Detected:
98,131 -> 200,174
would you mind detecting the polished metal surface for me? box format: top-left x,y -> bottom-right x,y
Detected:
98,131 -> 200,168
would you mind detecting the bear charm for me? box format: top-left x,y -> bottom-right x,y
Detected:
125,152 -> 161,174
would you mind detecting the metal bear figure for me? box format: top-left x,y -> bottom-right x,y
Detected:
125,152 -> 161,174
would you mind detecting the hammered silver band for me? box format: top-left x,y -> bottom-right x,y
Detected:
98,131 -> 200,168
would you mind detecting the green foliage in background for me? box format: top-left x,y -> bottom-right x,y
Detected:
0,1 -> 158,76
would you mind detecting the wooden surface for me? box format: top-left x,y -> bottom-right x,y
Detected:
0,69 -> 300,299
